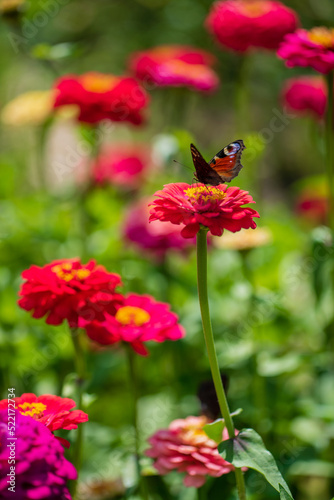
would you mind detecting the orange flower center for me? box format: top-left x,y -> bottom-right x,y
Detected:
163,59 -> 209,79
17,402 -> 47,418
239,0 -> 270,17
184,185 -> 226,204
80,73 -> 119,93
180,417 -> 210,444
115,306 -> 150,326
51,263 -> 91,282
308,27 -> 334,49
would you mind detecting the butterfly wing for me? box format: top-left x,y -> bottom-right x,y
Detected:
209,140 -> 245,183
190,143 -> 222,186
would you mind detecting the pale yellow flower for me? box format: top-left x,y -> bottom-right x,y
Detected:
1,90 -> 78,126
0,0 -> 24,13
215,227 -> 272,251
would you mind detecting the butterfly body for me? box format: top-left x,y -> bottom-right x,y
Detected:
190,140 -> 245,185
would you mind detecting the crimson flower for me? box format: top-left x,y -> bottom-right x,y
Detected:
0,410 -> 76,499
146,415 -> 236,488
124,198 -> 196,261
130,45 -> 219,92
53,72 -> 149,124
92,143 -> 151,189
0,394 -> 88,448
278,27 -> 334,74
206,0 -> 298,53
79,293 -> 185,356
149,183 -> 259,238
282,76 -> 327,119
18,258 -> 122,327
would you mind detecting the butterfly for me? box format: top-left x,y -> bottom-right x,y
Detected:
190,140 -> 245,185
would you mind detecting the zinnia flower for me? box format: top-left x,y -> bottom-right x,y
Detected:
18,258 -> 122,327
146,415 -> 235,487
149,183 -> 259,238
0,394 -> 88,447
278,27 -> 334,74
92,144 -> 151,189
1,90 -> 55,126
79,293 -> 185,356
78,478 -> 125,500
130,45 -> 219,92
0,410 -> 76,499
282,76 -> 327,119
53,72 -> 149,125
206,0 -> 298,53
124,198 -> 196,261
295,181 -> 329,225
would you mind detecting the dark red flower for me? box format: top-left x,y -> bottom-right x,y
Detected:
149,183 -> 259,238
130,45 -> 219,92
206,0 -> 298,53
278,27 -> 334,74
282,76 -> 327,119
18,258 -> 122,327
79,293 -> 185,356
53,72 -> 149,124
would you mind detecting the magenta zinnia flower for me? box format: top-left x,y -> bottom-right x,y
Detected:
0,410 -> 76,499
282,76 -> 327,119
130,45 -> 219,92
0,393 -> 88,447
149,183 -> 259,238
206,0 -> 298,53
278,27 -> 334,74
124,198 -> 196,261
79,293 -> 185,356
146,415 -> 236,487
18,258 -> 122,327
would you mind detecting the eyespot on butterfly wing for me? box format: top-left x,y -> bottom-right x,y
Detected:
190,140 -> 246,185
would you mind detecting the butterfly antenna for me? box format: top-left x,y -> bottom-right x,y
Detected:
173,159 -> 193,172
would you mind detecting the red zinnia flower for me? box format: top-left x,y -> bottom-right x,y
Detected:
282,76 -> 327,119
92,144 -> 151,189
53,72 -> 149,124
146,415 -> 236,488
295,179 -> 329,225
0,393 -> 88,448
124,198 -> 196,261
206,0 -> 298,53
149,183 -> 259,238
278,27 -> 334,74
130,45 -> 219,92
79,293 -> 185,356
18,258 -> 122,327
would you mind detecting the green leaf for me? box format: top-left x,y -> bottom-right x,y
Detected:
218,428 -> 293,499
203,419 -> 225,444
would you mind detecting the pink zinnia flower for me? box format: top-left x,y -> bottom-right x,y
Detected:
282,76 -> 327,119
92,144 -> 151,189
206,0 -> 298,53
295,180 -> 329,225
130,45 -> 219,92
149,183 -> 259,238
79,293 -> 185,356
53,72 -> 149,124
146,415 -> 236,487
0,410 -> 76,499
124,198 -> 196,261
18,258 -> 122,327
0,394 -> 88,447
278,27 -> 334,74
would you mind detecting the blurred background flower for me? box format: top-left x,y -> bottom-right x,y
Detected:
282,76 -> 327,120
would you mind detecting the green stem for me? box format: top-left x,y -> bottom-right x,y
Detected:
70,327 -> 87,499
196,229 -> 246,500
325,71 -> 334,234
126,347 -> 149,500
236,54 -> 250,135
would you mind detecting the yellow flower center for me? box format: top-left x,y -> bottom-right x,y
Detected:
115,306 -> 150,326
51,263 -> 91,282
184,185 -> 226,204
308,27 -> 334,49
239,0 -> 269,17
163,60 -> 208,79
80,73 -> 119,93
17,402 -> 47,418
180,417 -> 210,444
